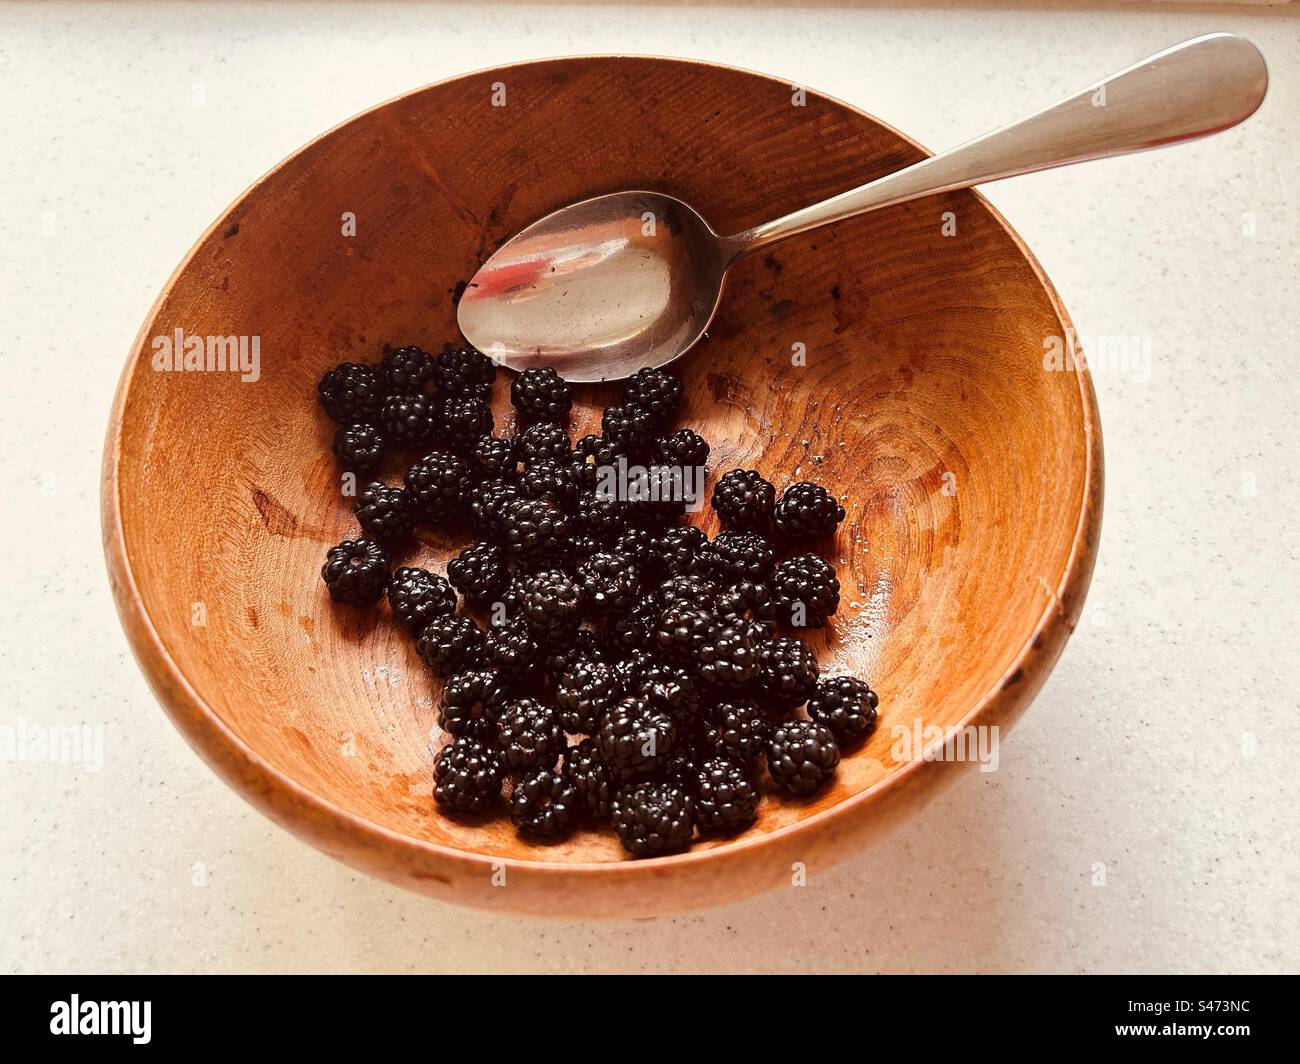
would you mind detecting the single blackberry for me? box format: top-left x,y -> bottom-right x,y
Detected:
380,392 -> 438,448
520,568 -> 582,640
712,469 -> 776,530
613,526 -> 656,566
576,551 -> 642,614
623,367 -> 683,428
545,630 -> 605,680
510,366 -> 572,423
441,395 -> 494,452
654,428 -> 709,470
439,667 -> 513,738
773,481 -> 846,540
404,450 -> 471,523
696,621 -> 757,688
574,433 -> 625,469
653,604 -> 716,662
702,698 -> 770,763
387,566 -> 457,631
599,597 -> 660,653
355,481 -> 416,543
597,697 -> 676,781
510,766 -> 579,839
496,698 -> 563,774
433,735 -> 503,815
379,344 -> 436,394
625,475 -> 687,530
633,661 -> 701,727
321,539 -> 389,606
573,492 -> 629,543
498,495 -> 570,561
415,614 -> 484,677
434,344 -> 496,397
482,615 -> 544,675
518,458 -> 579,507
318,362 -> 386,423
700,529 -> 775,584
610,780 -> 694,857
767,720 -> 840,796
600,404 -> 657,457
692,756 -> 760,835
331,423 -> 386,473
466,479 -> 522,539
715,579 -> 777,636
652,525 -> 708,578
513,421 -> 571,465
470,434 -> 517,478
807,676 -> 879,745
756,637 -> 820,709
657,574 -> 721,613
612,648 -> 656,693
556,658 -> 621,734
565,738 -> 614,820
771,553 -> 841,629
446,541 -> 509,606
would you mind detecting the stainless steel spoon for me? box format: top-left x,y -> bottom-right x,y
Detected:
458,33 -> 1267,382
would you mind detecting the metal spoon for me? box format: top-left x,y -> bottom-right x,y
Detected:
458,33 -> 1267,382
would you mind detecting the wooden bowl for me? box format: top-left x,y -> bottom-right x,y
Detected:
102,56 -> 1102,918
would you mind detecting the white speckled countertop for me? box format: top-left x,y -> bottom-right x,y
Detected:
2,1 -> 1297,973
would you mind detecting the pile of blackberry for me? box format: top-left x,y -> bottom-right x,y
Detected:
318,344 -> 879,858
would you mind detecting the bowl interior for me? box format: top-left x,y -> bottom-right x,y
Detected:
109,57 -> 1091,866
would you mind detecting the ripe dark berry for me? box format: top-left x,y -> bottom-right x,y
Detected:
511,366 -> 572,423
321,539 -> 389,606
466,479 -> 522,539
446,541 -> 509,606
381,392 -> 438,448
700,529 -> 775,584
556,658 -> 621,734
574,433 -> 626,470
773,481 -> 845,540
518,457 -> 579,507
441,395 -> 494,451
380,344 -> 436,394
696,621 -> 757,688
692,756 -> 760,835
318,362 -> 386,423
498,496 -> 570,561
471,434 -> 517,478
482,616 -> 544,675
657,574 -> 720,613
565,738 -> 614,819
513,421 -> 571,465
601,404 -> 657,456
652,525 -> 708,578
633,661 -> 700,727
573,492 -> 629,543
613,526 -> 656,565
510,766 -> 580,839
496,698 -> 563,774
545,630 -> 606,681
600,597 -> 659,653
332,423 -> 386,473
715,579 -> 777,636
576,551 -> 642,614
610,780 -> 694,857
702,698 -> 770,763
772,553 -> 840,628
404,450 -> 471,523
597,697 -> 676,781
520,568 -> 582,640
434,344 -> 496,397
807,676 -> 879,745
439,667 -> 513,738
653,604 -> 715,662
767,720 -> 840,796
415,614 -> 484,677
654,428 -> 709,470
712,469 -> 776,530
355,481 -> 416,542
623,367 -> 683,428
434,735 -> 503,814
756,636 -> 819,708
387,567 -> 457,631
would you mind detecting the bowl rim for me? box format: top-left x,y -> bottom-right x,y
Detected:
101,54 -> 1102,895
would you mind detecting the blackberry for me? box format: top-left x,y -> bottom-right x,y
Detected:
692,756 -> 760,835
601,404 -> 657,457
379,344 -> 436,394
434,344 -> 496,397
520,568 -> 582,640
498,495 -> 570,561
652,525 -> 708,578
518,458 -> 579,507
466,479 -> 522,539
657,574 -> 720,613
696,621 -> 757,688
513,421 -> 571,465
634,661 -> 700,727
573,492 -> 629,543
439,667 -> 513,738
387,566 -> 457,631
653,604 -> 716,662
600,597 -> 659,653
612,648 -> 656,692
471,434 -> 517,478
556,658 -> 621,734
715,579 -> 777,636
404,450 -> 471,523
807,676 -> 879,745
625,476 -> 686,530
545,630 -> 605,680
331,423 -> 385,473
702,698 -> 770,763
613,526 -> 656,565
415,614 -> 484,677
380,392 -> 438,448
597,697 -> 676,780
654,428 -> 709,470
318,362 -> 386,423
433,735 -> 503,814
496,698 -> 563,774
510,366 -> 572,423
756,637 -> 820,709
767,720 -> 840,796
355,481 -> 416,543
576,551 -> 641,614
623,367 -> 683,428
446,541 -> 509,606
321,539 -> 389,606
574,433 -> 625,469
510,766 -> 579,839
773,481 -> 845,540
565,738 -> 614,819
482,616 -> 545,675
712,469 -> 776,530
610,781 -> 694,857
441,395 -> 494,451
700,529 -> 775,584
771,553 -> 840,629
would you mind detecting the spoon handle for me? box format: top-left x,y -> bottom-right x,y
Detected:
727,32 -> 1267,254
